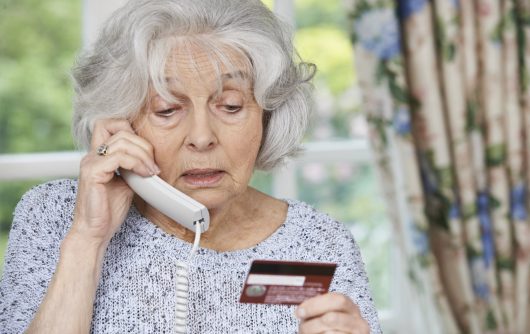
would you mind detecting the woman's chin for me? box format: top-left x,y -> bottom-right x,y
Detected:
188,189 -> 242,211
187,191 -> 224,208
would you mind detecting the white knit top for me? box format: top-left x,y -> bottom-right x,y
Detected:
0,179 -> 381,333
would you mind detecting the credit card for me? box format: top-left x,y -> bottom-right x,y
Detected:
239,260 -> 337,305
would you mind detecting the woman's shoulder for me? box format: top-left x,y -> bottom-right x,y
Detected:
285,199 -> 351,236
13,178 -> 78,231
282,199 -> 359,256
24,178 -> 78,194
16,179 -> 78,213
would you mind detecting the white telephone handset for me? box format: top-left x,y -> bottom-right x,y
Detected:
120,169 -> 210,232
119,168 -> 208,333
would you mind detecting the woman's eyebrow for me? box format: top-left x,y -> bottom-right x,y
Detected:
220,70 -> 250,82
164,77 -> 182,85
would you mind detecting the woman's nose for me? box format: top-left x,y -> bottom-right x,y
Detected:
184,105 -> 218,151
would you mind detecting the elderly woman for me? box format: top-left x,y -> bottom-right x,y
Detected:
0,0 -> 380,333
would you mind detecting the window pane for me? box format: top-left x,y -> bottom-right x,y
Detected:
250,170 -> 273,195
261,0 -> 273,9
294,0 -> 367,141
0,0 -> 81,154
293,0 -> 389,310
297,162 -> 391,309
0,0 -> 81,273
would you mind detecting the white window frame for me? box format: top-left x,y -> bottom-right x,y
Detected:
0,0 -> 409,331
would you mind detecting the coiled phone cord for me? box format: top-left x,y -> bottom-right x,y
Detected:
175,220 -> 203,334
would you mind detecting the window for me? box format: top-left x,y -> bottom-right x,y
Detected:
0,0 -> 395,331
0,0 -> 81,269
289,0 -> 391,315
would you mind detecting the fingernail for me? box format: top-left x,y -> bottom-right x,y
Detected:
295,307 -> 306,319
152,163 -> 161,175
145,165 -> 156,176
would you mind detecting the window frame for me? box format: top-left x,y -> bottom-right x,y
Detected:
0,0 -> 405,331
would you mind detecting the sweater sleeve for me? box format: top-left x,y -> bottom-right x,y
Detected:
0,180 -> 74,334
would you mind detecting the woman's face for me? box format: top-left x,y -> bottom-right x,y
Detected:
133,46 -> 263,210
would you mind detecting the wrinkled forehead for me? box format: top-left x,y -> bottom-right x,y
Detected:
152,38 -> 253,95
147,37 -> 254,102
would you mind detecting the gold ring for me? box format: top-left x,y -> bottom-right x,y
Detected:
96,143 -> 109,156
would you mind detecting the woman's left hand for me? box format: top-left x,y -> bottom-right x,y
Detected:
296,292 -> 370,334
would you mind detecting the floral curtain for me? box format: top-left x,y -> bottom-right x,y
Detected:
346,0 -> 530,333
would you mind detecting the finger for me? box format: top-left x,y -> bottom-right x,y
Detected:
105,130 -> 155,160
90,118 -> 136,150
298,311 -> 356,334
103,136 -> 159,174
296,293 -> 357,320
81,151 -> 153,184
104,151 -> 155,177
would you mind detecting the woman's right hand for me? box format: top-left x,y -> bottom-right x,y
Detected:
26,119 -> 160,334
69,118 -> 159,246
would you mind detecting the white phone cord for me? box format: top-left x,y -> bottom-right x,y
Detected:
175,220 -> 203,334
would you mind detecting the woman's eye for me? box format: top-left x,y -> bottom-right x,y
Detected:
155,107 -> 180,117
220,105 -> 242,113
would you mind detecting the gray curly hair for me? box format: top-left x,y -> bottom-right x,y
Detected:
72,0 -> 315,170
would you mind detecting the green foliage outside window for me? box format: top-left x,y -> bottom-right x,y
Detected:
0,1 -> 389,311
0,0 -> 79,153
0,0 -> 80,238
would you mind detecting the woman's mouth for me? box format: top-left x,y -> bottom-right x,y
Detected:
182,169 -> 225,187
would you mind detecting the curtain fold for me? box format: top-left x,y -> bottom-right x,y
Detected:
347,0 -> 530,332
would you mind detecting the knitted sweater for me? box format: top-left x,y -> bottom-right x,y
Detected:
0,179 -> 381,333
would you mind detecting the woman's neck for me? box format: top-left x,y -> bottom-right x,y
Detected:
133,187 -> 287,252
